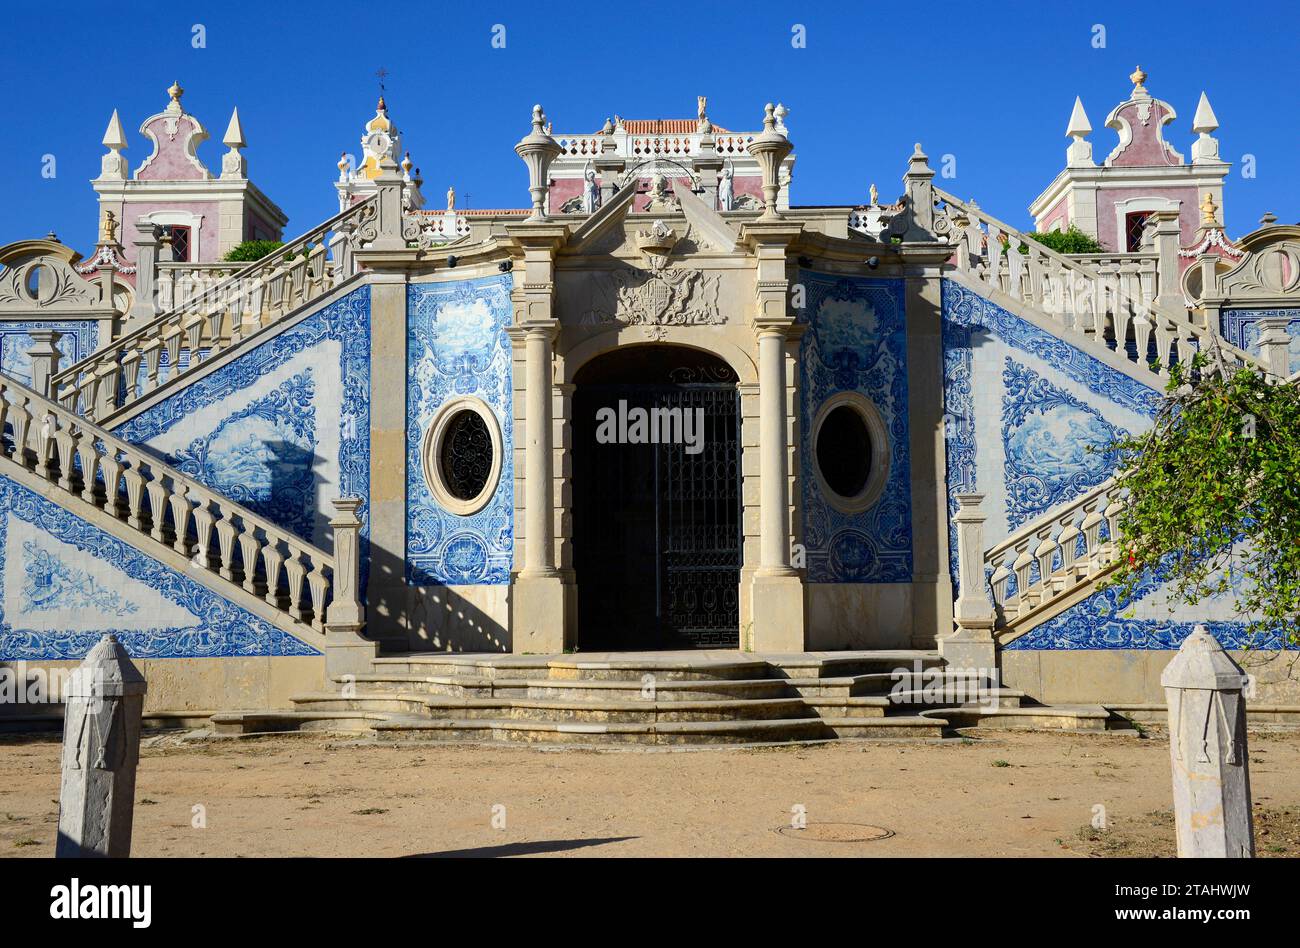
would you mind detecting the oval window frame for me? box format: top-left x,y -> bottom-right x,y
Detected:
422,396 -> 503,516
810,393 -> 890,515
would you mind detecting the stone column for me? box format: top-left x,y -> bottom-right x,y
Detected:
1256,317 -> 1293,379
741,219 -> 806,652
56,633 -> 147,858
127,221 -> 162,326
939,494 -> 996,670
1161,626 -> 1254,858
325,497 -> 375,676
506,222 -> 571,652
26,329 -> 63,397
900,143 -> 937,241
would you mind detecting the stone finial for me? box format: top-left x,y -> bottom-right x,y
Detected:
747,103 -> 795,220
869,182 -> 879,206
773,102 -> 789,134
166,79 -> 184,112
98,110 -> 128,181
220,107 -> 247,180
1129,65 -> 1148,93
1191,92 -> 1222,164
55,633 -> 148,858
337,151 -> 350,182
1260,211 -> 1278,226
1192,92 -> 1219,134
515,104 -> 563,221
1065,96 -> 1092,137
1065,96 -> 1095,168
1161,625 -> 1254,858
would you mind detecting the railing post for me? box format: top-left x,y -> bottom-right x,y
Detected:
899,143 -> 937,241
55,633 -> 147,858
1256,316 -> 1293,379
26,329 -> 62,397
940,493 -> 998,671
325,497 -> 375,677
1161,626 -> 1254,858
127,221 -> 163,327
370,156 -> 408,252
1149,210 -> 1183,319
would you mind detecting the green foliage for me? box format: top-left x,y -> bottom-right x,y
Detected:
1105,353 -> 1300,645
1022,226 -> 1106,255
223,239 -> 285,262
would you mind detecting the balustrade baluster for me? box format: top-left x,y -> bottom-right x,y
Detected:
146,478 -> 170,542
53,421 -> 76,491
284,545 -> 307,621
191,496 -> 216,569
307,560 -> 330,632
168,483 -> 191,554
261,542 -> 285,607
9,395 -> 32,467
214,507 -> 238,581
237,522 -> 262,594
121,462 -> 146,531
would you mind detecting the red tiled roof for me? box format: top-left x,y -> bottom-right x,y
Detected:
621,119 -> 734,134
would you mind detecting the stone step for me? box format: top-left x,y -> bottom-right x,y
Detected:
370,715 -> 832,745
766,650 -> 943,680
416,696 -> 817,724
369,654 -> 774,682
820,716 -> 948,740
844,670 -> 1001,697
209,710 -> 384,736
885,687 -> 1025,710
422,676 -> 797,702
920,704 -> 1113,732
801,696 -> 892,719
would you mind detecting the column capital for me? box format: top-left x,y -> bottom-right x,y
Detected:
507,319 -> 560,344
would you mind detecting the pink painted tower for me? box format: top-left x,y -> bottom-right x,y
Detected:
1029,67 -> 1231,252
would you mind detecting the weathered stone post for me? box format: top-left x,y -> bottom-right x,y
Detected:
324,497 -> 377,676
940,493 -> 997,671
25,329 -> 63,397
127,220 -> 162,326
1148,210 -> 1185,318
1161,625 -> 1254,858
1256,316 -> 1293,379
56,633 -> 147,858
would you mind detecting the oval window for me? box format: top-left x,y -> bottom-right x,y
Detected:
440,410 -> 493,501
423,398 -> 503,516
816,405 -> 872,499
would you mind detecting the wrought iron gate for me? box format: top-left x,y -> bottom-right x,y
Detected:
573,381 -> 742,649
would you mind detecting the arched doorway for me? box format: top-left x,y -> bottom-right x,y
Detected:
572,345 -> 741,649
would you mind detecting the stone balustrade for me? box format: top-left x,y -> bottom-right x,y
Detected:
51,197 -> 376,422
406,210 -> 472,247
554,132 -> 755,161
986,478 -> 1126,625
930,187 -> 1260,379
0,375 -> 346,634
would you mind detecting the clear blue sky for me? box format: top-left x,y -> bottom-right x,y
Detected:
1,0 -> 1295,254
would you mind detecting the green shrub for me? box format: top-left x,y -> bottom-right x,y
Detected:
1023,225 -> 1105,255
223,239 -> 285,262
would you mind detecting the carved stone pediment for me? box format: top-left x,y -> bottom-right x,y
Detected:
0,256 -> 102,311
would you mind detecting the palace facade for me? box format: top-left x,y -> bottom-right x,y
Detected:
1,71 -> 1297,739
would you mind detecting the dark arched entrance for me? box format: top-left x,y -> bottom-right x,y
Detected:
572,345 -> 741,649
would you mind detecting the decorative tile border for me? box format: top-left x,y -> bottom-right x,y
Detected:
1222,308 -> 1300,375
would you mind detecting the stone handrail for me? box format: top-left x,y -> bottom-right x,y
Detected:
0,374 -> 346,635
51,197 -> 376,421
985,477 -> 1126,625
931,187 -> 1262,378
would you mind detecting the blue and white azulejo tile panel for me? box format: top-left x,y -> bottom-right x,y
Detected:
0,319 -> 98,386
0,473 -> 318,659
1221,308 -> 1300,375
115,287 -> 371,554
798,272 -> 912,584
406,275 -> 514,586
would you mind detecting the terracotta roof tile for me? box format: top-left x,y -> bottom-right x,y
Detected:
621,119 -> 733,134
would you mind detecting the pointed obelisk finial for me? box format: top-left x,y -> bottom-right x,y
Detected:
1065,96 -> 1094,167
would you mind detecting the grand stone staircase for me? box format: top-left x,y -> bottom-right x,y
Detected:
209,650 -> 1116,744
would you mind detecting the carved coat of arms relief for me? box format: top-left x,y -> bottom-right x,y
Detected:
587,221 -> 724,328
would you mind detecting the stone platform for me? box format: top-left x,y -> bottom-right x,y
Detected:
210,650 -> 1121,745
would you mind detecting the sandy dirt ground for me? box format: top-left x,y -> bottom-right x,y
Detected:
2,728 -> 1298,858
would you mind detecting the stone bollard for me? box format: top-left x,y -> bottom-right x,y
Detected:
1161,625 -> 1254,858
55,633 -> 148,858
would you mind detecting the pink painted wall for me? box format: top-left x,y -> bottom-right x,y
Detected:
118,201 -> 221,264
135,114 -> 211,181
1106,100 -> 1182,168
1095,185 -> 1198,252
